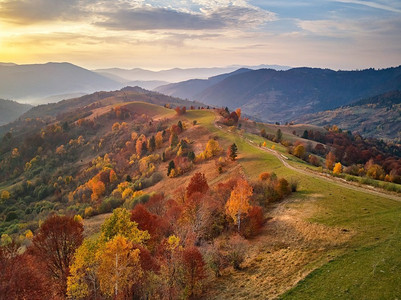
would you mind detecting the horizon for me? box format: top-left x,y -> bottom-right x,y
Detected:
0,1 -> 400,70
1,61 -> 400,72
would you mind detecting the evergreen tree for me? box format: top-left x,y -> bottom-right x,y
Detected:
167,160 -> 175,176
228,143 -> 238,161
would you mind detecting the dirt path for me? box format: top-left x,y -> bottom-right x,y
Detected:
214,120 -> 401,202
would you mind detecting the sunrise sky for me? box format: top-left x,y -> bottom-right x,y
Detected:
0,0 -> 400,70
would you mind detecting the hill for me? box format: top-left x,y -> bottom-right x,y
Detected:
294,91 -> 401,140
0,99 -> 32,126
0,98 -> 401,299
0,86 -> 203,137
156,66 -> 401,122
0,62 -> 122,102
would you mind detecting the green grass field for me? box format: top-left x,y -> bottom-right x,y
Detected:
188,110 -> 401,299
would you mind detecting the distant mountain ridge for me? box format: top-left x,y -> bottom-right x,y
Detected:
94,64 -> 290,83
0,62 -> 122,102
155,68 -> 252,100
0,99 -> 32,126
154,66 -> 401,122
294,91 -> 401,140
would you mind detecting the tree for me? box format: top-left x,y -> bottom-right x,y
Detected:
180,247 -> 207,299
293,144 -> 306,159
170,132 -> 179,148
225,178 -> 253,231
67,238 -> 101,299
177,121 -> 183,131
204,139 -> 221,158
186,172 -> 209,198
148,136 -> 156,152
275,129 -> 282,142
155,131 -> 163,149
227,143 -> 238,161
302,130 -> 309,139
101,208 -> 150,244
97,235 -> 142,298
167,160 -> 175,176
333,162 -> 342,174
1,190 -> 10,201
326,152 -> 336,170
30,215 -> 84,296
235,108 -> 241,120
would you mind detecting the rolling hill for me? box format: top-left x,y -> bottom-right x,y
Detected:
0,99 -> 32,126
0,86 -> 203,137
155,66 -> 401,123
0,62 -> 123,102
294,91 -> 401,140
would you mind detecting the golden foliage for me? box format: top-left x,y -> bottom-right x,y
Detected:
225,178 -> 253,231
333,162 -> 342,174
97,235 -> 142,297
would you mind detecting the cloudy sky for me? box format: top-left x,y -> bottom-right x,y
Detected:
0,0 -> 400,70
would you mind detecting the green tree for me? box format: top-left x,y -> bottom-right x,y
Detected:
101,208 -> 150,244
275,129 -> 282,142
227,143 -> 238,161
167,160 -> 175,176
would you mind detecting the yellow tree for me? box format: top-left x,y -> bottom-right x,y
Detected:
97,235 -> 142,298
225,178 -> 253,231
333,162 -> 342,174
1,190 -> 10,201
204,139 -> 222,159
67,238 -> 101,299
293,144 -> 305,158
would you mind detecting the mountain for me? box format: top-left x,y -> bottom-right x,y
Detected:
0,99 -> 32,126
125,80 -> 169,90
94,64 -> 290,83
155,66 -> 401,122
155,68 -> 252,100
0,62 -> 123,103
294,90 -> 401,140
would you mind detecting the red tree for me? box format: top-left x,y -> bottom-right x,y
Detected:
186,172 -> 209,198
180,246 -> 207,299
29,215 -> 84,296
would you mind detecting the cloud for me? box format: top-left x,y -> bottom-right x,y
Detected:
0,0 -> 85,24
95,3 -> 275,31
96,7 -> 224,30
333,0 -> 401,13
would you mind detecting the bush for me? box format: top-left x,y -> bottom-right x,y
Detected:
98,196 -> 123,214
289,178 -> 299,192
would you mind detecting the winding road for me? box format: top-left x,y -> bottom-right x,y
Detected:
215,121 -> 401,202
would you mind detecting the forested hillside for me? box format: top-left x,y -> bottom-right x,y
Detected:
155,66 -> 401,122
294,91 -> 401,140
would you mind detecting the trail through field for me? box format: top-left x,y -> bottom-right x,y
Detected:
214,120 -> 401,203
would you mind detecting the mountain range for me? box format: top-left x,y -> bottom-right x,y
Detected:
94,64 -> 290,83
155,66 -> 401,123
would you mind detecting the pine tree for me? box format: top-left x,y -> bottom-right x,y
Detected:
227,143 -> 238,161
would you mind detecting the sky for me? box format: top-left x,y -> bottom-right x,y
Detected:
0,0 -> 400,70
